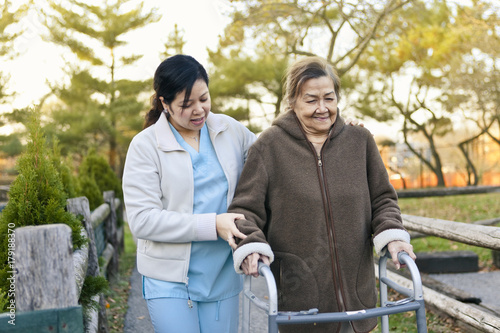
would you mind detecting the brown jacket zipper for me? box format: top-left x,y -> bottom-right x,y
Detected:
316,149 -> 347,313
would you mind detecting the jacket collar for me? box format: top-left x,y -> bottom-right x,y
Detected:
154,111 -> 228,151
273,109 -> 346,141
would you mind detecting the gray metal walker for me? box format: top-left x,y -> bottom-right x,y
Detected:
241,251 -> 427,332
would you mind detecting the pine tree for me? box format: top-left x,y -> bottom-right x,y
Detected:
0,111 -> 86,310
0,0 -> 29,157
42,0 -> 160,175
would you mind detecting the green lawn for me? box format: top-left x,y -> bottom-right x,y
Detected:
400,192 -> 500,270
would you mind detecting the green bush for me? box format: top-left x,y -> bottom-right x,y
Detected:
78,148 -> 122,210
0,288 -> 7,311
0,111 -> 86,312
51,140 -> 79,199
77,174 -> 104,211
80,275 -> 109,312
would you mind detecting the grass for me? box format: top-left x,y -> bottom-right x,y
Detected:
399,192 -> 500,223
372,192 -> 500,332
400,192 -> 500,270
105,223 -> 136,333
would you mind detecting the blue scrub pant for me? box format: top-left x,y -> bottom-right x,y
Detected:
146,295 -> 239,333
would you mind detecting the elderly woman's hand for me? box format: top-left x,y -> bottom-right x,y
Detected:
241,253 -> 271,278
387,241 -> 416,269
216,213 -> 247,249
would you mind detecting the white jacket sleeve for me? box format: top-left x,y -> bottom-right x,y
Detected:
122,133 -> 217,243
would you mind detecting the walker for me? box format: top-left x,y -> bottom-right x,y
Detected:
241,251 -> 427,333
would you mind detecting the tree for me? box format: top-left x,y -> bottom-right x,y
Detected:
440,1 -> 500,184
208,44 -> 288,131
352,0 -> 496,187
42,0 -> 160,174
0,0 -> 29,157
0,0 -> 28,100
0,111 -> 86,310
160,23 -> 186,59
209,0 -> 413,127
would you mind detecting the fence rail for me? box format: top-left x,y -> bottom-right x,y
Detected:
0,191 -> 123,333
400,214 -> 500,332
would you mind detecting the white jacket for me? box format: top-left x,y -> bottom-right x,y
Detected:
122,112 -> 256,283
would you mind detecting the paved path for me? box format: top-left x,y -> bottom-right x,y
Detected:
123,266 -> 154,333
429,271 -> 500,314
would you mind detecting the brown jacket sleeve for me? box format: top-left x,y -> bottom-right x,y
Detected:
229,144 -> 274,273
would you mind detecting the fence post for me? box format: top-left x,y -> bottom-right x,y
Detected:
103,191 -> 119,281
67,196 -> 110,333
67,197 -> 99,277
15,224 -> 78,311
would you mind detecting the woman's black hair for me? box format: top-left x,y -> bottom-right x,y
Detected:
144,54 -> 209,128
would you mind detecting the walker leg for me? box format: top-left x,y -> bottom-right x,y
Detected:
379,255 -> 389,333
381,315 -> 389,333
416,300 -> 428,333
268,314 -> 279,333
242,276 -> 252,333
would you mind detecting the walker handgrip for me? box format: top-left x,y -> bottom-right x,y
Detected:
396,251 -> 424,301
258,261 -> 269,276
397,251 -> 410,265
257,261 -> 279,315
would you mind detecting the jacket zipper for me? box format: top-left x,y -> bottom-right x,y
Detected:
185,277 -> 193,308
316,151 -> 347,313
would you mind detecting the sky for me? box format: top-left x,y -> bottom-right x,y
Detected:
3,0 -> 230,114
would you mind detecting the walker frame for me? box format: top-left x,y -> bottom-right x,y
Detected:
241,251 -> 427,333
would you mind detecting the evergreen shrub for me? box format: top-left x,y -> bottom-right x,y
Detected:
0,111 -> 86,311
78,149 -> 122,210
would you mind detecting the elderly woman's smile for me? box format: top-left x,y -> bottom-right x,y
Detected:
294,76 -> 338,137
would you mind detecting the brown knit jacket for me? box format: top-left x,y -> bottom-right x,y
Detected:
230,111 -> 410,333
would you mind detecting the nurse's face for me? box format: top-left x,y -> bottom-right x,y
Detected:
162,79 -> 211,134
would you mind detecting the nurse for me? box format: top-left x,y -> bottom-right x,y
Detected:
122,54 -> 256,332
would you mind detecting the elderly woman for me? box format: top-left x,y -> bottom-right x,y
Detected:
229,57 -> 415,333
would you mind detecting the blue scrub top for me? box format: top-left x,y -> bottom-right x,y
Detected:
143,123 -> 243,301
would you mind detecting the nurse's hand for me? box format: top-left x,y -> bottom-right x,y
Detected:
345,118 -> 364,127
216,213 -> 247,249
241,253 -> 270,278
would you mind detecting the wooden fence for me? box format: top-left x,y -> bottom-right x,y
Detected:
381,214 -> 500,332
0,190 -> 123,333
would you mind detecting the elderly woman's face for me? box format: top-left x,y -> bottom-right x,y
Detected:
293,76 -> 338,136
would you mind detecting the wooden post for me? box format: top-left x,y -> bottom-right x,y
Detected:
15,224 -> 78,311
67,197 -> 101,278
67,196 -> 109,333
103,191 -> 119,281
